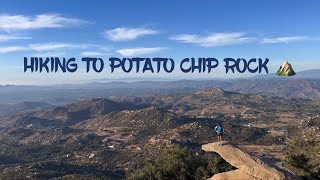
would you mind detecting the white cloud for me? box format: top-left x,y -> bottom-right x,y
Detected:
32,51 -> 66,57
117,47 -> 165,56
261,36 -> 308,44
0,46 -> 27,53
0,34 -> 31,41
0,42 -> 109,54
80,51 -> 108,56
0,14 -> 88,31
29,43 -> 88,51
104,27 -> 158,41
170,32 -> 252,47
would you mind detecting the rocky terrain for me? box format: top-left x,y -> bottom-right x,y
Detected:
0,99 -> 143,128
0,102 -> 52,117
0,87 -> 319,179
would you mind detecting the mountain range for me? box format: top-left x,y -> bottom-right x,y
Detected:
0,86 -> 319,179
0,73 -> 319,108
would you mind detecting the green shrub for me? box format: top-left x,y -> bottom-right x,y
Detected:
128,145 -> 234,180
284,131 -> 320,179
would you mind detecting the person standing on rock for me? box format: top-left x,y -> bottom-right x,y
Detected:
215,123 -> 224,145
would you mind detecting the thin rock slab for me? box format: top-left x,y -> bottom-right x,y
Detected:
208,169 -> 257,180
202,141 -> 292,180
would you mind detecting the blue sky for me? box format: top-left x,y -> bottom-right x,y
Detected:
0,0 -> 320,84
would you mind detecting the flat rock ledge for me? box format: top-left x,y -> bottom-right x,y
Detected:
202,141 -> 300,180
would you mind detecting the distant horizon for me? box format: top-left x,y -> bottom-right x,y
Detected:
0,68 -> 319,86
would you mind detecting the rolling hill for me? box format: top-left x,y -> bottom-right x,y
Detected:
0,87 -> 319,179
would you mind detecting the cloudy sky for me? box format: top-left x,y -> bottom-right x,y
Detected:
0,0 -> 320,85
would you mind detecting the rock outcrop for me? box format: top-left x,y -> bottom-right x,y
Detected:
202,141 -> 300,180
208,169 -> 257,180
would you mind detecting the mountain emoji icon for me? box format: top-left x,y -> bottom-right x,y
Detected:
276,60 -> 296,76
